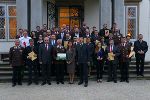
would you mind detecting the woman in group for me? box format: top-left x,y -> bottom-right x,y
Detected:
95,41 -> 105,83
66,41 -> 76,84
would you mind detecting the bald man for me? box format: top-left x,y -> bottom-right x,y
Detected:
39,37 -> 53,85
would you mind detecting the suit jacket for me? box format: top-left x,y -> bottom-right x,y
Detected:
39,43 -> 53,64
24,46 -> 38,63
71,32 -> 83,40
53,45 -> 66,63
134,40 -> 148,58
76,43 -> 90,63
86,43 -> 95,60
9,46 -> 24,66
105,45 -> 120,64
56,32 -> 66,40
119,43 -> 131,62
50,39 -> 57,46
66,48 -> 76,63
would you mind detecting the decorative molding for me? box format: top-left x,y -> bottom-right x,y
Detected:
125,0 -> 142,3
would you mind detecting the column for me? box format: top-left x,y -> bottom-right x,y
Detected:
114,0 -> 125,34
16,0 -> 28,30
99,0 -> 112,29
31,0 -> 43,31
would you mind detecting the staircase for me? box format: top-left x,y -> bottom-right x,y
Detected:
0,58 -> 150,82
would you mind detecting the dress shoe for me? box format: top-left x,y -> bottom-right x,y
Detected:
35,82 -> 39,85
60,82 -> 64,84
126,80 -> 129,83
78,82 -> 83,85
107,80 -> 111,82
120,80 -> 124,82
57,82 -> 59,84
68,82 -> 72,84
12,84 -> 16,87
84,83 -> 88,87
99,79 -> 102,83
18,83 -> 22,85
27,82 -> 32,86
48,82 -> 51,85
140,74 -> 144,77
41,82 -> 46,86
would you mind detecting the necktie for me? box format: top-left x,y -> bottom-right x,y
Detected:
110,45 -> 112,52
46,44 -> 48,51
23,42 -> 26,47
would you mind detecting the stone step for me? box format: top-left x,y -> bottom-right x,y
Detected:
1,69 -> 150,76
0,74 -> 150,83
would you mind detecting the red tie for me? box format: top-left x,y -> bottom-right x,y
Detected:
23,42 -> 26,47
110,45 -> 112,52
46,44 -> 48,51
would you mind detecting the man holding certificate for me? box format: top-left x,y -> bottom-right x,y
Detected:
54,39 -> 66,84
105,39 -> 120,83
24,39 -> 38,85
119,37 -> 131,83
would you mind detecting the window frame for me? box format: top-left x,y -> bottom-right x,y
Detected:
0,3 -> 16,42
57,6 -> 82,28
125,5 -> 139,41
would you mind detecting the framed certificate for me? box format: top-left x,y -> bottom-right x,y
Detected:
108,52 -> 114,61
56,53 -> 66,60
105,30 -> 110,37
64,41 -> 68,49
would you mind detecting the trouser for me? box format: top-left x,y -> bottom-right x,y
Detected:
136,56 -> 145,75
37,62 -> 41,76
42,63 -> 51,83
79,62 -> 88,84
96,60 -> 104,80
120,62 -> 129,81
56,60 -> 65,82
27,61 -> 38,83
107,61 -> 117,81
12,66 -> 22,84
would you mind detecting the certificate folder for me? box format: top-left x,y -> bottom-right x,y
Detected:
56,53 -> 66,60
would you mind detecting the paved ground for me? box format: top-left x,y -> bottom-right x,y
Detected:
0,79 -> 150,100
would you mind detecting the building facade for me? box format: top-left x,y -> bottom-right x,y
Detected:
0,0 -> 150,61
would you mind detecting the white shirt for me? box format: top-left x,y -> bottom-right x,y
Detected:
19,36 -> 31,48
75,33 -> 79,38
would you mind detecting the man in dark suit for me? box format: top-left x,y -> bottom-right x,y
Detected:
91,30 -> 101,43
24,39 -> 39,85
9,39 -> 24,87
86,37 -> 95,77
105,39 -> 120,83
134,34 -> 148,76
76,37 -> 90,87
71,28 -> 83,40
119,37 -> 131,83
56,28 -> 66,40
39,37 -> 53,85
50,34 -> 57,46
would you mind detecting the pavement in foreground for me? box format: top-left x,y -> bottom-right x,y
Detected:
0,79 -> 150,100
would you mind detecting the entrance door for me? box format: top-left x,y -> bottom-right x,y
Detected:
58,6 -> 82,28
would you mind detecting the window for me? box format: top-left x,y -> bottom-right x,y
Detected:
0,4 -> 16,41
125,6 -> 138,39
58,7 -> 82,28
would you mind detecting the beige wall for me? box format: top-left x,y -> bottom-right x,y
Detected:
84,0 -> 99,31
139,0 -> 150,61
